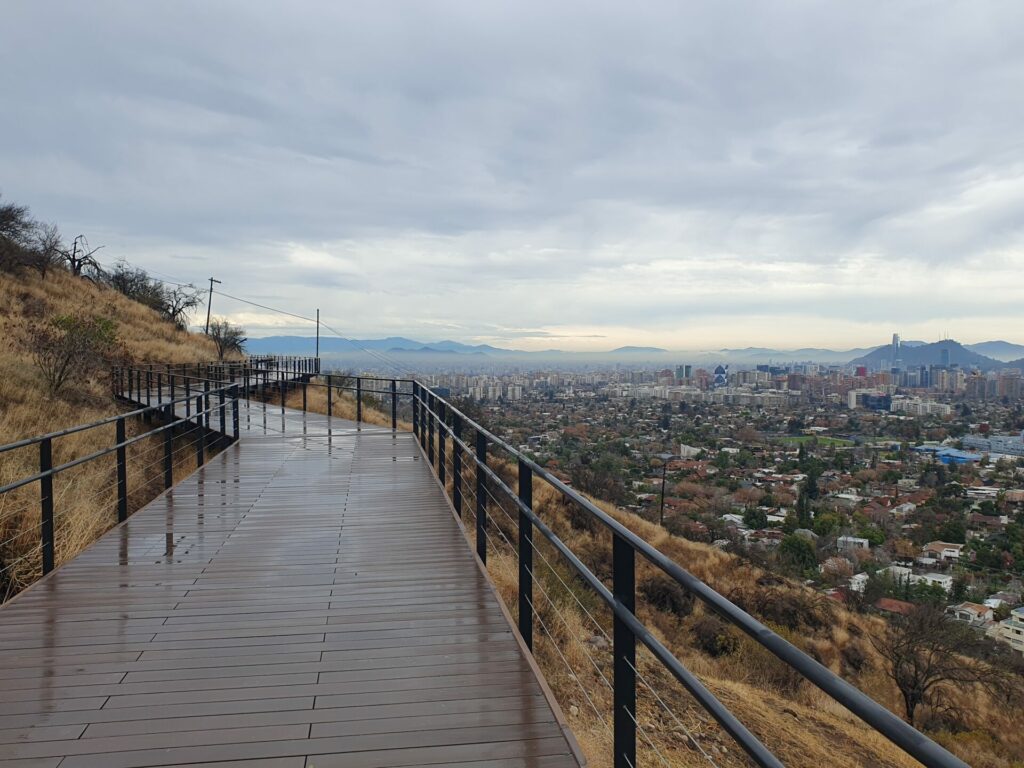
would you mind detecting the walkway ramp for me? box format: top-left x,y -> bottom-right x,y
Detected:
0,408 -> 581,768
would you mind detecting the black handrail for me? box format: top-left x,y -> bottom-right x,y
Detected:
410,382 -> 968,768
1,380 -> 240,580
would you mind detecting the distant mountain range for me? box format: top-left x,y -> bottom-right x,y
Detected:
964,340 -> 1024,361
244,335 -> 1024,371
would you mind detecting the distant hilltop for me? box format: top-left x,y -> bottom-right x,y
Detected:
849,339 -> 1010,372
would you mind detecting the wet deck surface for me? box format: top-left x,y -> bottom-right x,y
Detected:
0,401 -> 581,767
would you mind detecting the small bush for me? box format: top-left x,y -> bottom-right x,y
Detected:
840,641 -> 867,674
729,586 -> 835,632
692,614 -> 739,657
29,314 -> 119,395
639,573 -> 694,618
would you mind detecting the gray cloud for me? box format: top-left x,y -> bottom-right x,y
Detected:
2,1 -> 1023,349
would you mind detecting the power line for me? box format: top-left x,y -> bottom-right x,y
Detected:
101,256 -> 413,377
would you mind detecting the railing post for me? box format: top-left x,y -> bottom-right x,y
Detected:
438,400 -> 447,486
302,380 -> 307,412
412,383 -> 419,440
613,534 -> 637,768
327,374 -> 333,418
39,437 -> 55,575
391,379 -> 397,431
116,417 -> 128,523
195,396 -> 205,467
356,377 -> 362,424
169,373 -> 175,410
427,392 -> 435,467
185,380 -> 191,419
146,367 -> 152,409
218,387 -> 226,438
136,370 -> 142,405
232,385 -> 240,441
476,430 -> 487,565
157,372 -> 163,405
204,380 -> 211,430
518,460 -> 534,651
280,370 -> 285,413
452,413 -> 463,518
163,406 -> 173,490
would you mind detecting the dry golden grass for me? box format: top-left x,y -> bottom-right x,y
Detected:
431,442 -> 1023,768
0,269 -> 221,598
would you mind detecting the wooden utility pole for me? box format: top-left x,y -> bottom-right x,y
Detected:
204,277 -> 221,334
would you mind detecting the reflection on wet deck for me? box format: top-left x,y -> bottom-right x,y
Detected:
0,405 -> 581,768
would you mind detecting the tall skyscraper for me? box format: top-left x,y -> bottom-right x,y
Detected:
891,333 -> 901,369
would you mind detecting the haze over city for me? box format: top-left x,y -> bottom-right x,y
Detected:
3,2 -> 1024,349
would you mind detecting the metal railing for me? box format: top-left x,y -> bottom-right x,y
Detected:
0,380 -> 240,580
409,382 -> 968,768
115,360 -> 412,432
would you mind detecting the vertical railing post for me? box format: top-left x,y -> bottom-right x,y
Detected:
280,370 -> 285,413
157,372 -> 163,405
146,367 -> 152,408
356,377 -> 362,424
232,385 -> 240,441
476,430 -> 487,565
613,534 -> 637,768
412,383 -> 420,440
195,396 -> 205,467
203,380 -> 211,430
116,417 -> 128,523
39,437 -> 55,575
185,379 -> 192,419
438,400 -> 447,486
163,406 -> 173,490
169,373 -> 175,411
218,387 -> 226,438
302,380 -> 307,412
391,379 -> 397,431
327,374 -> 333,418
452,413 -> 463,518
427,392 -> 435,467
518,460 -> 534,650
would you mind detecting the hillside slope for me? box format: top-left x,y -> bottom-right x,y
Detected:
447,456 -> 1022,768
0,269 -> 218,596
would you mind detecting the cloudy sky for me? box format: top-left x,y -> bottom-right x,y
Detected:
2,1 -> 1023,350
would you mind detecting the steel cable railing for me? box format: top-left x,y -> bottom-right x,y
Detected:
447,436 -> 723,765
411,381 -> 970,768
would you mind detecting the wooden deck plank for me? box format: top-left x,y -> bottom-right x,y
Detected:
0,401 -> 581,767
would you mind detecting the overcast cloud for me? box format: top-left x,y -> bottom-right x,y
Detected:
2,1 -> 1023,349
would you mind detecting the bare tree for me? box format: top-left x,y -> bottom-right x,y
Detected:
106,262 -> 164,310
871,605 -> 1012,727
61,234 -> 104,277
163,284 -> 203,330
207,318 -> 247,360
31,222 -> 63,278
0,196 -> 36,273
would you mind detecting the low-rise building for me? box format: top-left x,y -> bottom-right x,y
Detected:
923,541 -> 964,562
838,535 -> 871,552
987,607 -> 1024,657
948,602 -> 994,625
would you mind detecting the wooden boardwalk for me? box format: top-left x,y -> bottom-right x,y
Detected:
0,404 -> 582,767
